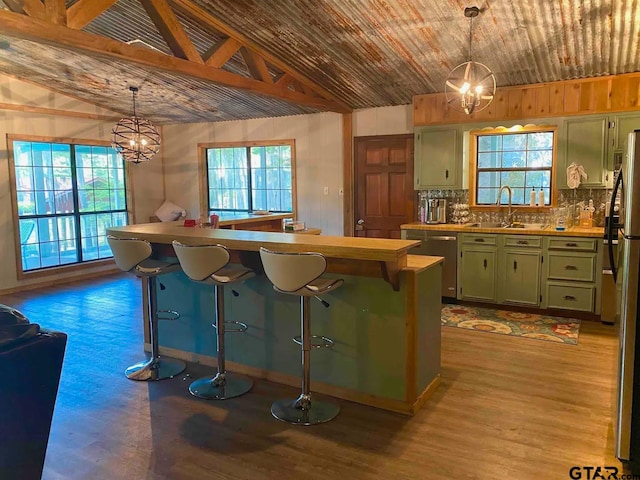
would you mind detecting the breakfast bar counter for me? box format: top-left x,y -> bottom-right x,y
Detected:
107,223 -> 443,414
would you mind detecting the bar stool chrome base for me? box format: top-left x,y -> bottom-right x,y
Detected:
125,357 -> 186,381
271,394 -> 340,425
189,372 -> 253,400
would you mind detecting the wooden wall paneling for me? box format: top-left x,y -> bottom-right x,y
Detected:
593,78 -> 611,111
520,87 -> 536,118
563,83 -> 581,113
535,84 -> 550,116
627,77 -> 640,107
413,73 -> 640,127
490,90 -> 509,120
549,84 -> 564,114
610,77 -> 628,110
432,94 -> 448,123
508,89 -> 522,119
412,95 -> 430,125
579,81 -> 594,112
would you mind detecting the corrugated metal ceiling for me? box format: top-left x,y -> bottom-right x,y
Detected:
0,0 -> 638,123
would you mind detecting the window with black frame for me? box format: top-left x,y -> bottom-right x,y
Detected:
204,141 -> 295,215
9,138 -> 128,273
474,130 -> 555,206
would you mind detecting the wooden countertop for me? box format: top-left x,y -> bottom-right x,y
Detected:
400,222 -> 604,238
108,223 -> 420,262
404,255 -> 444,273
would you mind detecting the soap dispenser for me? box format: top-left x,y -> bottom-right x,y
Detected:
529,188 -> 536,207
537,188 -> 545,206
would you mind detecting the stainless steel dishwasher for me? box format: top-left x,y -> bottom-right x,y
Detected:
403,229 -> 457,298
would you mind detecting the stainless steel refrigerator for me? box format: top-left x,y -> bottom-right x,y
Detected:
612,129 -> 640,461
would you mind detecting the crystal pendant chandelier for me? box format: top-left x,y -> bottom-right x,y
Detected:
111,86 -> 160,163
444,6 -> 496,115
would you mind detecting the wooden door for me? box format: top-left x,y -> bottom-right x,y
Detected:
354,135 -> 414,238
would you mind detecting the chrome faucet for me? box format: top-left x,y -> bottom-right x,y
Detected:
496,185 -> 515,226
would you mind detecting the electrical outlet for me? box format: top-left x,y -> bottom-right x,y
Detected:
338,187 -> 344,196
323,186 -> 329,195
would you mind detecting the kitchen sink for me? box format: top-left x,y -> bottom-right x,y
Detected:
466,222 -> 504,228
506,223 -> 547,230
465,222 -> 547,230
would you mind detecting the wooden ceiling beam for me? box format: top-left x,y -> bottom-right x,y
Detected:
140,0 -> 203,64
0,10 -> 350,113
274,73 -> 295,89
21,0 -> 45,20
170,0 -> 352,113
240,47 -> 273,84
2,0 -> 27,15
203,37 -> 241,68
44,0 -> 66,25
67,0 -> 118,30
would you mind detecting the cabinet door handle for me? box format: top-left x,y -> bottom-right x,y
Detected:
445,169 -> 449,179
517,240 -> 529,245
483,258 -> 487,269
565,242 -> 578,247
565,265 -> 578,270
564,295 -> 577,301
513,260 -> 518,271
474,238 -> 485,243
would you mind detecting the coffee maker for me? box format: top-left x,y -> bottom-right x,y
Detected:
424,199 -> 448,224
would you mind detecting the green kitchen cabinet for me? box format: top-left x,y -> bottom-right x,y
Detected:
414,127 -> 458,189
459,239 -> 497,302
499,249 -> 542,306
563,116 -> 608,188
610,113 -> 640,168
542,236 -> 603,314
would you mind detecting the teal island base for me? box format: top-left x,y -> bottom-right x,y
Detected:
150,259 -> 442,415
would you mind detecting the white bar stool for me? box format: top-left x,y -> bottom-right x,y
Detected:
172,241 -> 255,400
259,247 -> 343,425
106,235 -> 186,381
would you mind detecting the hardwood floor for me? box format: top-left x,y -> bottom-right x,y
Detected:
0,273 -> 624,479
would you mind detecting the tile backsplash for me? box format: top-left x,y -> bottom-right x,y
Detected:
418,188 -> 611,227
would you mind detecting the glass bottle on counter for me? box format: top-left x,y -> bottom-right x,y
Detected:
418,192 -> 427,223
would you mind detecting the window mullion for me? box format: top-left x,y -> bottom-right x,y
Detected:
246,146 -> 253,212
70,146 -> 83,262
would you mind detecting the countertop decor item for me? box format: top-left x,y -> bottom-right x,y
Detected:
111,86 -> 161,164
444,6 -> 496,115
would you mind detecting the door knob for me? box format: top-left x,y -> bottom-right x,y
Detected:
355,218 -> 365,231
357,219 -> 365,224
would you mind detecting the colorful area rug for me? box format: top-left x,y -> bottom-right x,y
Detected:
441,304 -> 580,345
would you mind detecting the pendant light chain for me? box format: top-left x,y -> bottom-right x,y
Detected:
468,14 -> 472,62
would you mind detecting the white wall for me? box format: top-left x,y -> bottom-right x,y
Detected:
162,112 -> 345,236
0,75 -> 164,291
353,104 -> 413,136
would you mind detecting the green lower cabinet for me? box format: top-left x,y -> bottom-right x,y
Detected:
499,249 -> 541,306
459,246 -> 497,302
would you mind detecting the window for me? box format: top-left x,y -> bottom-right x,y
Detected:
8,136 -> 129,275
471,127 -> 556,206
200,141 -> 295,215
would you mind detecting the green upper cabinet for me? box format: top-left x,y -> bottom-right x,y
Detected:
563,116 -> 608,188
414,127 -> 458,189
611,113 -> 640,168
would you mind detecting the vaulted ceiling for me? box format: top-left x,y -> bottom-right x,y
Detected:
0,0 -> 639,124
